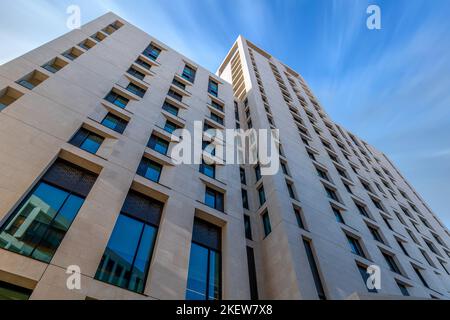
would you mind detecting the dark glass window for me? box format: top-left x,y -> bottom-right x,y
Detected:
127,67 -> 145,80
357,264 -> 377,293
397,282 -> 410,296
241,189 -> 249,210
101,113 -> 128,134
332,207 -> 345,224
368,226 -> 383,243
204,187 -> 224,212
69,128 -> 104,154
355,202 -> 369,218
413,266 -> 429,288
208,79 -> 219,97
0,280 -> 33,300
143,44 -> 161,61
172,78 -> 186,90
240,168 -> 247,185
210,112 -> 223,125
147,135 -> 169,155
137,157 -> 162,183
287,182 -> 296,199
254,165 -> 261,182
303,239 -> 326,300
126,83 -> 146,98
200,161 -> 215,179
168,89 -> 183,101
382,252 -> 402,274
105,91 -> 129,108
95,191 -> 163,294
257,185 -> 266,206
281,162 -> 289,175
162,101 -> 179,116
316,168 -> 328,181
262,211 -> 271,237
186,219 -> 221,300
246,246 -> 258,300
163,120 -> 178,134
396,239 -> 409,257
294,207 -> 305,229
42,58 -> 66,73
182,65 -> 196,83
244,215 -> 252,240
135,58 -> 151,70
347,235 -> 365,258
0,160 -> 97,263
371,198 -> 383,210
211,100 -> 224,112
325,187 -> 339,202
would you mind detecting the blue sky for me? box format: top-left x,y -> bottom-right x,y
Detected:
1,0 -> 449,228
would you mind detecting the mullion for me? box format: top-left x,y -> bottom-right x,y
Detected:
29,189 -> 72,259
126,221 -> 146,290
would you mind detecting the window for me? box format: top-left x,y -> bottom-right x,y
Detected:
244,215 -> 252,240
246,247 -> 258,300
200,161 -> 215,179
182,65 -> 196,83
210,112 -> 224,125
262,211 -> 272,237
412,265 -> 429,288
78,38 -> 96,50
355,202 -> 369,218
143,44 -> 161,61
168,89 -> 183,102
186,219 -> 221,300
303,239 -> 327,300
137,157 -> 162,183
367,225 -> 383,243
69,128 -> 104,154
135,58 -> 151,70
105,90 -> 129,108
346,235 -> 365,258
16,70 -> 48,90
254,165 -> 261,182
324,186 -> 339,202
241,189 -> 249,210
420,249 -> 435,267
0,280 -> 33,300
101,113 -> 128,134
424,239 -> 439,255
286,181 -> 296,200
294,207 -> 305,229
343,182 -> 352,194
396,239 -> 409,257
316,168 -> 329,181
281,162 -> 289,175
95,191 -> 163,294
240,168 -> 247,185
42,57 -> 68,73
382,252 -> 402,274
332,207 -> 345,224
91,32 -> 106,42
204,187 -> 224,212
163,120 -> 178,134
147,134 -> 169,155
357,264 -> 377,293
211,100 -> 224,112
126,82 -> 146,98
172,78 -> 186,90
162,101 -> 179,116
396,281 -> 410,297
0,159 -> 97,263
62,47 -> 82,60
371,198 -> 384,211
127,67 -> 145,80
257,185 -> 266,206
0,87 -> 23,111
208,79 -> 219,97
307,151 -> 316,161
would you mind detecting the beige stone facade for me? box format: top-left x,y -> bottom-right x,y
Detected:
0,12 -> 449,300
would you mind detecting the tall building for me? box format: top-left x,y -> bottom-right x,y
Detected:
0,12 -> 449,300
